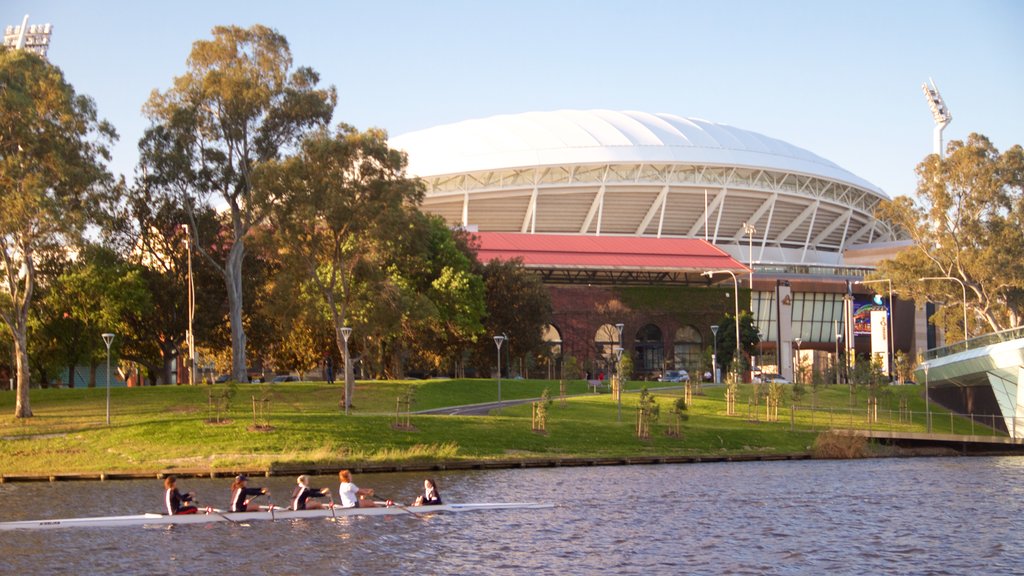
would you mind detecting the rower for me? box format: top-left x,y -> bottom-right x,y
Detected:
229,474 -> 268,512
164,476 -> 198,515
291,475 -> 330,510
413,478 -> 442,506
337,470 -> 378,508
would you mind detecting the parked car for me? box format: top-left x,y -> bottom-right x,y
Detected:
271,374 -> 300,383
659,369 -> 690,383
754,373 -> 790,384
214,374 -> 231,384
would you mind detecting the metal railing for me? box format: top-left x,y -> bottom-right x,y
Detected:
924,325 -> 1024,361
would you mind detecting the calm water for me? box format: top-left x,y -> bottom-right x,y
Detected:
1,457 -> 1022,575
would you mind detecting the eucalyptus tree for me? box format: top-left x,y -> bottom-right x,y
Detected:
256,125 -> 423,395
0,49 -> 115,417
143,24 -> 336,381
473,258 -> 552,377
873,134 -> 1024,338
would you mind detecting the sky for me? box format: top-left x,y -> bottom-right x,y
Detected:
5,0 -> 1023,198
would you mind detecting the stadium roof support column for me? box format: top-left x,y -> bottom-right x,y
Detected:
689,187 -> 727,239
636,184 -> 670,237
522,185 -> 539,233
799,200 -> 821,263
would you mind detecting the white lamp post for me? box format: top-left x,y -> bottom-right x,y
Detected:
742,222 -> 756,289
340,326 -> 352,415
102,333 -> 115,426
704,270 -> 742,383
793,337 -> 802,385
710,324 -> 719,384
613,345 -> 624,421
919,276 -> 969,346
494,335 -> 505,407
923,363 -> 931,433
183,224 -> 195,386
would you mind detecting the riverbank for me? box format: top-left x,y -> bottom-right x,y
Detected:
0,379 -> 1000,481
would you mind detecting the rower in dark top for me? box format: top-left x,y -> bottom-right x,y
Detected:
230,474 -> 268,512
413,478 -> 443,506
291,475 -> 330,510
164,476 -> 198,515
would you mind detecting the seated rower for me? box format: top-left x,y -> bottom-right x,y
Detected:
413,478 -> 443,506
291,475 -> 330,510
164,476 -> 199,515
338,470 -> 377,508
230,474 -> 268,512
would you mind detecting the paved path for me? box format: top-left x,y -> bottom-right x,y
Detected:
414,385 -> 687,416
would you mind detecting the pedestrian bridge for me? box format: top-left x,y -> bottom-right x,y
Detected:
917,326 -> 1024,438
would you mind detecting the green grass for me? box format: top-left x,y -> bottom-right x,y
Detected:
0,379 -> 997,476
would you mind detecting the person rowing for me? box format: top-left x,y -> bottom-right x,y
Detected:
164,476 -> 198,515
291,475 -> 330,510
230,474 -> 268,512
338,470 -> 379,508
413,478 -> 442,506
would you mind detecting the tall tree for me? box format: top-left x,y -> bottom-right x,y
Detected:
874,134 -> 1024,337
257,125 -> 423,394
0,49 -> 115,417
473,257 -> 552,376
144,24 -> 336,381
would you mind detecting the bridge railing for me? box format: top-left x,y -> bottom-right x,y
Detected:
924,325 -> 1024,361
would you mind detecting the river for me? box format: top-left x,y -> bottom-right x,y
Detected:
0,456 -> 1021,575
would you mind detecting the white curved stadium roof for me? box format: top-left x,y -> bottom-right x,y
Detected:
391,110 -> 885,197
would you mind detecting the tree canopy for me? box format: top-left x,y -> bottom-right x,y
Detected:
873,134 -> 1024,338
144,24 -> 336,381
0,48 -> 115,416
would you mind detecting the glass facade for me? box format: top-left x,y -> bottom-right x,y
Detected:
752,291 -> 845,343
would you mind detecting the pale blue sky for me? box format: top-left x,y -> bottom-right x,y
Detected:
6,0 -> 1022,197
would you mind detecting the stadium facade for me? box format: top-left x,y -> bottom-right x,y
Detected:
391,110 -> 925,381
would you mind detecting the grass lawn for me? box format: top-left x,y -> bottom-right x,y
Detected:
0,378 -> 995,476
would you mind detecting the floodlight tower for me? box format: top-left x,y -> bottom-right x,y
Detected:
3,15 -> 54,59
921,78 -> 952,157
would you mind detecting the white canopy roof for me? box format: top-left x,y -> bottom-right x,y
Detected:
390,109 -> 886,198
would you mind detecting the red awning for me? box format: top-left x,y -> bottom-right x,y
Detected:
472,232 -> 748,274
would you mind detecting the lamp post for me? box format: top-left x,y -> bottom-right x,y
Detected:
919,276 -> 969,345
923,363 -> 931,433
340,326 -> 352,415
494,335 -> 505,407
710,324 -> 719,385
183,224 -> 195,386
857,279 -> 895,380
834,320 -> 841,386
102,333 -> 115,426
704,270 -> 741,383
613,345 -> 624,422
742,222 -> 756,289
793,337 -> 802,385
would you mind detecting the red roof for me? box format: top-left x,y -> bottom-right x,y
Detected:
472,232 -> 748,273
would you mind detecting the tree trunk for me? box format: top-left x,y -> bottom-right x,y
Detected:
225,240 -> 248,382
14,330 -> 31,418
68,362 -> 77,388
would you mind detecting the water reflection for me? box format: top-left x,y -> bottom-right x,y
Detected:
1,457 -> 1022,574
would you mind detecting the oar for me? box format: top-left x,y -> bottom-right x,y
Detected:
195,499 -> 247,526
375,495 -> 427,522
325,490 -> 338,522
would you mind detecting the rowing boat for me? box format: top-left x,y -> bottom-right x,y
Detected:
0,502 -> 551,531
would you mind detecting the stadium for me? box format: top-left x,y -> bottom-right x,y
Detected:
390,110 -> 920,381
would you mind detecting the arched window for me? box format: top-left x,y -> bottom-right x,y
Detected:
634,324 -> 664,375
673,326 -> 703,374
542,324 -> 563,357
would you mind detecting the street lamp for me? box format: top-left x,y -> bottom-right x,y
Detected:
102,333 -> 115,426
710,324 -> 719,384
183,224 -> 195,386
834,320 -> 842,386
613,345 -> 624,422
857,279 -> 895,380
923,363 -> 931,433
704,270 -> 742,383
494,335 -> 505,407
742,222 -> 756,289
918,276 -> 969,344
793,337 -> 802,385
340,326 -> 352,415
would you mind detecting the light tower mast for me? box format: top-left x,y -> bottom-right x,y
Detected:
921,78 -> 952,157
3,15 -> 53,59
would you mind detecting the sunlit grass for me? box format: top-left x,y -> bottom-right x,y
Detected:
0,379 -> 995,476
